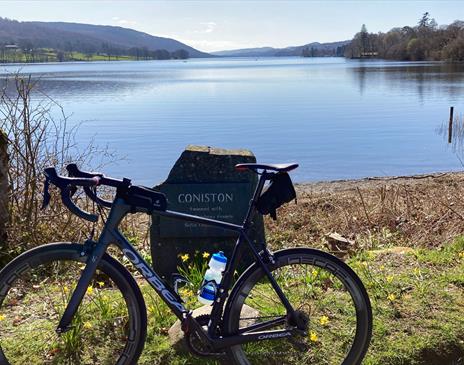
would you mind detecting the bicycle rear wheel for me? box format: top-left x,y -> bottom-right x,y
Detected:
0,243 -> 147,365
223,248 -> 372,365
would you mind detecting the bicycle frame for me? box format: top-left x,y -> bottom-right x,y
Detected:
57,171 -> 302,350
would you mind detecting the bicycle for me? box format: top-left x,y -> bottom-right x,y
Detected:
0,162 -> 372,365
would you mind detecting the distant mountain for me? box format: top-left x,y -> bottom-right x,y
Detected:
212,40 -> 351,57
213,47 -> 277,57
0,18 -> 210,58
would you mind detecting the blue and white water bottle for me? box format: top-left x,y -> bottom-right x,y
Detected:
198,251 -> 227,305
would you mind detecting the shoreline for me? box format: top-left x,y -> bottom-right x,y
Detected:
267,169 -> 464,250
295,170 -> 464,194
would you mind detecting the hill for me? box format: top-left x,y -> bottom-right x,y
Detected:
0,17 -> 210,60
212,40 -> 350,57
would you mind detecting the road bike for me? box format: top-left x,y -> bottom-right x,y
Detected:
0,162 -> 372,364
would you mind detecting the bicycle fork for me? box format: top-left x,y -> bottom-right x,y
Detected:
55,239 -> 109,334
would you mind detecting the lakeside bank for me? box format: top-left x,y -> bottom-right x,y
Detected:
268,171 -> 464,252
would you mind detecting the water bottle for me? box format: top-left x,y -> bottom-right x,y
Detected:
198,251 -> 227,305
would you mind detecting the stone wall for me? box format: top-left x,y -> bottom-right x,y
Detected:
0,130 -> 8,247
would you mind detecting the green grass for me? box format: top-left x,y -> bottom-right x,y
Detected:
137,239 -> 464,364
1,240 -> 463,364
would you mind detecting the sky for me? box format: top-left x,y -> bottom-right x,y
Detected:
0,0 -> 463,52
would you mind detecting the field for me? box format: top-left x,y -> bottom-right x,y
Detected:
1,172 -> 464,364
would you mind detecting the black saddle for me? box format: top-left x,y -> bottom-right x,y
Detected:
235,163 -> 298,173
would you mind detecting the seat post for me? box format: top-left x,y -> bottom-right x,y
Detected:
241,171 -> 269,228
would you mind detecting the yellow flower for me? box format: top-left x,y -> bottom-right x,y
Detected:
148,305 -> 156,314
387,293 -> 396,302
386,275 -> 394,283
0,314 -> 5,321
180,253 -> 189,263
413,268 -> 421,276
86,286 -> 94,295
362,262 -> 368,267
319,315 -> 329,326
180,288 -> 194,298
202,252 -> 210,259
63,286 -> 69,294
458,251 -> 464,259
83,321 -> 92,329
311,269 -> 318,277
379,265 -> 385,271
97,281 -> 105,288
309,331 -> 318,342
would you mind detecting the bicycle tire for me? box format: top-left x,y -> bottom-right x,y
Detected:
0,243 -> 147,365
223,248 -> 372,365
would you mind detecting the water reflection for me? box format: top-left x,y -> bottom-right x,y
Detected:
0,58 -> 462,184
348,61 -> 464,101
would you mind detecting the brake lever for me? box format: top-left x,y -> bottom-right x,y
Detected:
41,177 -> 51,210
69,185 -> 78,198
61,185 -> 98,223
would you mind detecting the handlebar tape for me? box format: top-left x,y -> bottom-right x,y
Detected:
43,167 -> 100,222
67,164 -> 115,208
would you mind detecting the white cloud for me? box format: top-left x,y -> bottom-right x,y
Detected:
193,22 -> 217,34
111,16 -> 137,26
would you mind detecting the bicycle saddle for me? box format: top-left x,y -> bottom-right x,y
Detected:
235,163 -> 299,172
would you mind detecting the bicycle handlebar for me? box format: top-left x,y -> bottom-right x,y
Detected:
66,164 -> 113,208
43,167 -> 102,222
43,164 -> 168,221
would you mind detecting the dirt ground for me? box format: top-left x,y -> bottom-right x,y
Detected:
265,171 -> 464,251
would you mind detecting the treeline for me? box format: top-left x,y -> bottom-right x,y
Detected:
301,46 -> 346,58
345,13 -> 464,61
0,43 -> 189,63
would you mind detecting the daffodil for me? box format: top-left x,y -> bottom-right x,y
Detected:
309,331 -> 318,342
86,286 -> 94,295
319,315 -> 329,326
387,293 -> 396,302
386,275 -> 394,283
202,252 -> 210,259
180,253 -> 189,263
0,314 -> 5,321
83,321 -> 92,329
97,281 -> 105,288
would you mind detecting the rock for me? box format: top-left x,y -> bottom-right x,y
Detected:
326,232 -> 355,257
150,145 -> 266,279
168,304 -> 260,353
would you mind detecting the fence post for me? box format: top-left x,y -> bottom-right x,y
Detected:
0,130 -> 8,254
448,106 -> 454,143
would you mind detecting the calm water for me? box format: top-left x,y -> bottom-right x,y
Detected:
1,57 -> 464,185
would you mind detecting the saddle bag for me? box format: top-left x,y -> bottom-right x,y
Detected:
256,172 -> 296,220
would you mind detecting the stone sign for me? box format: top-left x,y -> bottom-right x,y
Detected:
158,183 -> 254,237
150,145 -> 265,279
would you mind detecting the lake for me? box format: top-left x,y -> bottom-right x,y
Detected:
1,57 -> 463,185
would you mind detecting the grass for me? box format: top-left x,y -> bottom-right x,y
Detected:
2,175 -> 464,364
0,236 -> 463,364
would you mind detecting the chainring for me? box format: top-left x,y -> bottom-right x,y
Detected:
186,314 -> 225,357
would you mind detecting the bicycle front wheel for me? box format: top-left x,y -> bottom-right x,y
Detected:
223,248 -> 372,365
0,243 -> 147,365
